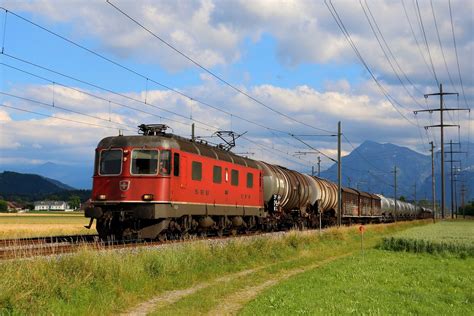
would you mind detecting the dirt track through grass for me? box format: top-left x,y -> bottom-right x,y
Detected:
124,252 -> 352,316
123,268 -> 260,316
207,253 -> 351,316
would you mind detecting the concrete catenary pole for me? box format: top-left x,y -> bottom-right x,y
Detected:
430,141 -> 436,222
393,166 -> 397,222
337,121 -> 342,227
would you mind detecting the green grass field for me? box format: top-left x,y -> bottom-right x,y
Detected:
241,249 -> 473,315
0,221 -> 426,315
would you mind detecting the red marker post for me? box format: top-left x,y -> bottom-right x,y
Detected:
359,225 -> 365,259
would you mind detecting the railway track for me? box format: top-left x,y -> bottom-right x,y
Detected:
0,231 -> 274,260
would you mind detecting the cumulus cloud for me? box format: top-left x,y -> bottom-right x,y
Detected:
1,77 -> 453,172
0,0 -> 472,173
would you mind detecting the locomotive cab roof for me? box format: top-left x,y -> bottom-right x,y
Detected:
97,132 -> 259,169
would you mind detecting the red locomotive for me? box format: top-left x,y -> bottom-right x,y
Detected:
85,124 -> 431,240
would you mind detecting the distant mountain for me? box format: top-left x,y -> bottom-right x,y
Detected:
26,162 -> 93,189
320,141 -> 474,206
0,171 -> 75,196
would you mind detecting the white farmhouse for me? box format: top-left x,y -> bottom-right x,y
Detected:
34,201 -> 69,211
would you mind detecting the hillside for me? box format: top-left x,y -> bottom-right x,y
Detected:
320,141 -> 474,205
0,171 -> 74,196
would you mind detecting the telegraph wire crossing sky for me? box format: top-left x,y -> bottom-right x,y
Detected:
0,0 -> 472,175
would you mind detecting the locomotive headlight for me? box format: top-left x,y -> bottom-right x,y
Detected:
97,194 -> 107,201
142,194 -> 154,201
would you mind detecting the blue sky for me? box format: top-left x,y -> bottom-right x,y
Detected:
0,0 -> 472,188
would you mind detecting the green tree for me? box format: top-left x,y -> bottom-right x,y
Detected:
0,200 -> 8,213
68,195 -> 81,210
399,196 -> 406,202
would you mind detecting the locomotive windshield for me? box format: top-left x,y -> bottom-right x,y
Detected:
99,149 -> 122,175
131,150 -> 159,175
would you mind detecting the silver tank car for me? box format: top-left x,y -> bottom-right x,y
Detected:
255,160 -> 338,214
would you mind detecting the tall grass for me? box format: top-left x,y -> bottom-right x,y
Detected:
0,220 -> 428,315
378,220 -> 474,258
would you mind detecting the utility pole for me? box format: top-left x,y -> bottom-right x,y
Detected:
414,83 -> 469,219
393,166 -> 397,222
337,121 -> 342,227
317,156 -> 321,177
413,182 -> 417,211
445,141 -> 465,219
429,141 -> 436,222
461,184 -> 467,219
293,152 -> 320,177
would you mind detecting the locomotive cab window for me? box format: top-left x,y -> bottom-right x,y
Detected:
213,166 -> 222,183
231,169 -> 239,186
159,150 -> 171,176
99,149 -> 122,175
246,172 -> 253,188
173,153 -> 180,176
131,150 -> 158,175
192,161 -> 202,181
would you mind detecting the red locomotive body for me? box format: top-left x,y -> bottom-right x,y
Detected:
87,127 -> 264,239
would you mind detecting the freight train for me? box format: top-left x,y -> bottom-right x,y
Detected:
85,124 -> 432,240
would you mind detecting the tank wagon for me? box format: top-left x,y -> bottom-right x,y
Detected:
85,125 -> 431,240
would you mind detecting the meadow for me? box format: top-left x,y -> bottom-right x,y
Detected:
241,249 -> 473,315
0,220 -> 427,315
0,212 -> 95,239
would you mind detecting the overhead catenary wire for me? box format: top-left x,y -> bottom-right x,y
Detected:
2,52 -> 335,160
0,103 -> 129,131
0,91 -> 136,131
0,8 -> 336,143
106,0 -> 336,135
0,60 -> 217,133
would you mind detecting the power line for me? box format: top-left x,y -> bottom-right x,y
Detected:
414,0 -> 439,85
106,0 -> 335,135
325,0 -> 418,127
361,0 -> 425,105
360,0 -> 433,151
448,0 -> 471,161
401,0 -> 437,86
430,0 -> 457,93
1,52 -> 221,132
0,90 -> 135,131
290,134 -> 337,162
1,54 -> 326,169
342,134 -> 390,174
0,7 -> 337,142
0,61 -> 215,132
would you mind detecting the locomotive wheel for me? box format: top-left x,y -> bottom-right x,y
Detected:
96,218 -> 124,241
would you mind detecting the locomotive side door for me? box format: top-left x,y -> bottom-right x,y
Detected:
170,152 -> 186,202
180,155 -> 188,189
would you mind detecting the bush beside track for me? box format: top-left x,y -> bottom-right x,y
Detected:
0,220 -> 429,315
